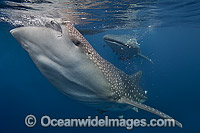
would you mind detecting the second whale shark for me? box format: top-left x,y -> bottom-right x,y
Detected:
10,21 -> 182,127
103,34 -> 154,64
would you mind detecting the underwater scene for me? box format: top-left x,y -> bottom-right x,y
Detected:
0,0 -> 200,132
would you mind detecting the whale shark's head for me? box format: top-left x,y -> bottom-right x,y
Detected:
103,34 -> 140,48
103,34 -> 141,60
10,22 -> 113,103
10,21 -> 76,57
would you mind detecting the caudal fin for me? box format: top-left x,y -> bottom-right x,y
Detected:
119,97 -> 182,128
138,53 -> 154,64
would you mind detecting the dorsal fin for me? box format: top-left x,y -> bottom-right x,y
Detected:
129,71 -> 142,84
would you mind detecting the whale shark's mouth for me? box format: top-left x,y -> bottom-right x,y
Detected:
103,37 -> 126,46
44,20 -> 62,33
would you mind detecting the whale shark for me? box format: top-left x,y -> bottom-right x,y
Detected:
10,21 -> 182,128
103,34 -> 154,64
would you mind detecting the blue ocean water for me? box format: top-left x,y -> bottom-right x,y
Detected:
0,0 -> 200,132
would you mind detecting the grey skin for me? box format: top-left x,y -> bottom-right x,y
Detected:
103,34 -> 154,64
10,21 -> 181,127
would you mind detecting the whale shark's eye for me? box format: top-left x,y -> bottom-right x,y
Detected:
71,38 -> 81,46
45,20 -> 62,33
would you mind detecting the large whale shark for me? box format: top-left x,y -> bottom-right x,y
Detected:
103,34 -> 154,64
10,21 -> 182,128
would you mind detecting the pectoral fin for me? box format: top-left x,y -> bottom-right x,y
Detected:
119,97 -> 182,128
138,53 -> 154,64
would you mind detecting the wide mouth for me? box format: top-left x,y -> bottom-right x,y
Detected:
103,36 -> 125,46
45,20 -> 62,33
10,20 -> 62,34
